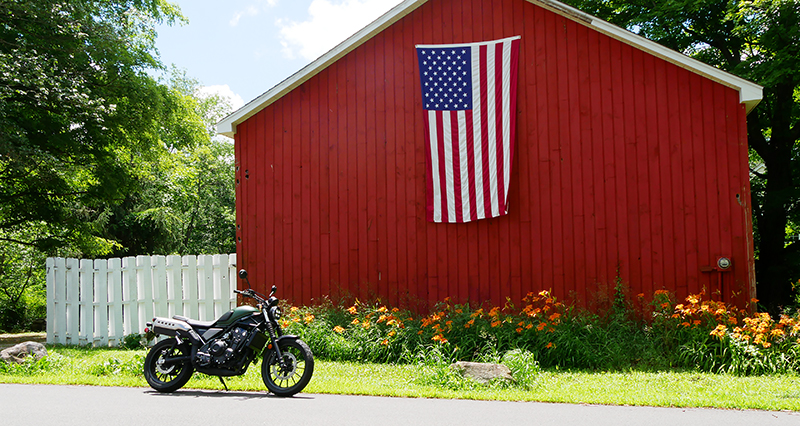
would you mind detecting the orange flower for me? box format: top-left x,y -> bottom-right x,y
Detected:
351,318 -> 360,325
347,305 -> 358,315
388,330 -> 396,337
491,320 -> 502,328
381,339 -> 389,346
377,306 -> 388,313
333,325 -> 345,334
537,322 -> 547,331
304,314 -> 314,324
516,327 -> 523,333
546,342 -> 555,349
549,312 -> 561,322
710,324 -> 727,338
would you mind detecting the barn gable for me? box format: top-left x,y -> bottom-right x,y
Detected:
218,0 -> 761,137
222,0 -> 763,310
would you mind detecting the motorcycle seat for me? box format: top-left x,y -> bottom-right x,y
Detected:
173,315 -> 215,328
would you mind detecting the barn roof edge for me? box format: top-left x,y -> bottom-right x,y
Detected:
217,0 -> 763,137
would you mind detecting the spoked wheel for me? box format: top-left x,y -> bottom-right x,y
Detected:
262,338 -> 314,397
144,339 -> 194,393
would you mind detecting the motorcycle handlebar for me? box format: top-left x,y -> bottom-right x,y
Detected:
234,288 -> 266,303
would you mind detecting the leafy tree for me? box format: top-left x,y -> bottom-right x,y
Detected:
104,70 -> 237,256
563,0 -> 800,312
0,0 -> 200,256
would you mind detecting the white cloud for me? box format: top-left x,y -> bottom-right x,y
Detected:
230,0 -> 279,27
197,84 -> 246,111
277,0 -> 402,61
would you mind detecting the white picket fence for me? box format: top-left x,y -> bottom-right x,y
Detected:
46,254 -> 238,347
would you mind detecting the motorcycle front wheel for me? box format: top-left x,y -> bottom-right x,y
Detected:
144,339 -> 194,393
262,338 -> 314,396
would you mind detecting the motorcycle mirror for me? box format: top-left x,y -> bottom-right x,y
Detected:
271,285 -> 277,294
238,269 -> 248,280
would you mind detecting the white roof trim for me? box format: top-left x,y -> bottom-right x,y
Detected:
218,0 -> 763,137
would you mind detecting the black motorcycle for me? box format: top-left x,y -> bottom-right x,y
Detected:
143,270 -> 314,396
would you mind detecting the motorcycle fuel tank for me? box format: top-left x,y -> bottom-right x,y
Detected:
214,305 -> 259,328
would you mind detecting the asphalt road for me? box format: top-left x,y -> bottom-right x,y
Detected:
1,383 -> 798,425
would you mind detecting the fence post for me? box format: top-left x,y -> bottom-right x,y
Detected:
166,255 -> 182,319
121,256 -> 137,339
184,255 -> 199,319
46,258 -> 56,344
94,259 -> 109,347
198,255 -> 214,321
65,258 -> 79,345
153,256 -> 168,318
78,259 -> 94,346
108,258 -> 123,347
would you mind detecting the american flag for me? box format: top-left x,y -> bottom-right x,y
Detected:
416,36 -> 521,223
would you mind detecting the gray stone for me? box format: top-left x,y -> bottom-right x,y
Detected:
451,361 -> 515,384
0,341 -> 47,364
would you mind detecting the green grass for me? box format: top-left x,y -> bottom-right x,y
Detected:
1,346 -> 799,411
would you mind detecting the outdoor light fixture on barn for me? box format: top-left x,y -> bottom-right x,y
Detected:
218,0 -> 763,311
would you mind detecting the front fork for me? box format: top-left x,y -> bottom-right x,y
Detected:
263,311 -> 287,370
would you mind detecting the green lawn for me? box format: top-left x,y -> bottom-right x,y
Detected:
1,346 -> 799,411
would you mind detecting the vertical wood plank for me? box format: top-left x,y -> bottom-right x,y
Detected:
45,258 -> 57,344
108,258 -> 123,346
94,259 -> 109,347
184,255 -> 199,319
153,255 -> 168,318
65,258 -> 79,345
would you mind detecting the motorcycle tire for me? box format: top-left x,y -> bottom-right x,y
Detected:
262,338 -> 314,397
144,339 -> 194,393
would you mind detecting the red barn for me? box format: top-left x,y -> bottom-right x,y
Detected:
218,0 -> 762,310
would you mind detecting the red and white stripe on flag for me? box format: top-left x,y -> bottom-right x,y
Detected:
416,36 -> 521,223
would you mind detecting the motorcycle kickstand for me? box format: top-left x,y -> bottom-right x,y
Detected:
219,376 -> 228,391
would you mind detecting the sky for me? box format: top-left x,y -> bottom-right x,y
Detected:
154,0 -> 405,113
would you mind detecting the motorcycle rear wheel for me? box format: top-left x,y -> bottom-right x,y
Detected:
262,338 -> 314,397
144,339 -> 194,393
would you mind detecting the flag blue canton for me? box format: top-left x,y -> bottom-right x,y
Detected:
417,47 -> 472,111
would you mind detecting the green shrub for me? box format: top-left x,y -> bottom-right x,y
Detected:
280,290 -> 800,376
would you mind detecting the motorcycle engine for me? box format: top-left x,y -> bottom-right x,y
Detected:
195,327 -> 249,368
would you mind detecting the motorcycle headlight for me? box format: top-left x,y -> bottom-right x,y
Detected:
269,306 -> 282,321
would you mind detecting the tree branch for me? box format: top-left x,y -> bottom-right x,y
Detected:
0,237 -> 39,247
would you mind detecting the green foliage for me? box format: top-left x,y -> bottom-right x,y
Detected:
281,290 -> 800,376
0,232 -> 46,332
0,0 -> 195,256
86,355 -> 144,376
120,333 -> 151,350
0,352 -> 65,375
102,69 -> 236,256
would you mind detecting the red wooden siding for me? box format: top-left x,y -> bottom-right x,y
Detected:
234,0 -> 755,309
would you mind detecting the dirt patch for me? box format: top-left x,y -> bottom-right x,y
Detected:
0,332 -> 46,350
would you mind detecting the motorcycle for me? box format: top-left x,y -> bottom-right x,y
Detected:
143,269 -> 314,396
